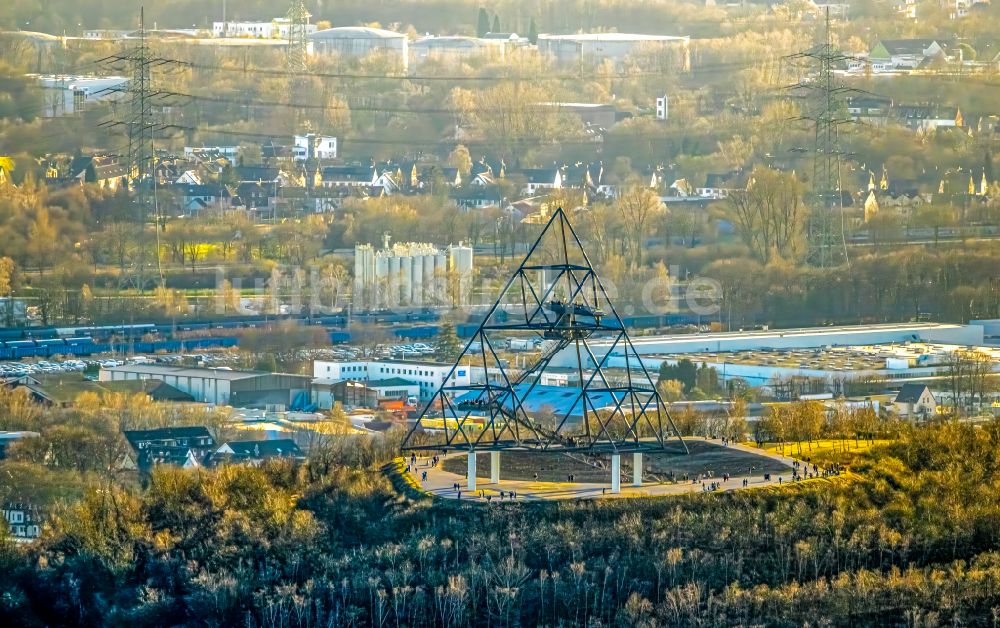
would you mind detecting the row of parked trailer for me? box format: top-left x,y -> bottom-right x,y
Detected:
0,311 -> 442,342
0,336 -> 239,360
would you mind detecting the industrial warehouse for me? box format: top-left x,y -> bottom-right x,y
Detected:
99,364 -> 312,408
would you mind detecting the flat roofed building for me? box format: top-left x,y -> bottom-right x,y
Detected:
310,27 -> 408,70
212,18 -> 317,39
551,322 -> 986,368
411,36 -> 506,64
100,365 -> 311,407
313,359 -> 472,402
34,75 -> 129,117
537,33 -> 690,70
605,341 -> 1000,394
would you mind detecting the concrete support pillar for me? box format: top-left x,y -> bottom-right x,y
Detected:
632,452 -> 643,487
611,454 -> 621,494
467,452 -> 477,491
490,451 -> 500,484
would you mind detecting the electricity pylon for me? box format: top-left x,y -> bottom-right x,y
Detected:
98,8 -> 183,289
788,8 -> 853,267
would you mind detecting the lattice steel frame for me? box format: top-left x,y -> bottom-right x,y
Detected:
402,208 -> 687,454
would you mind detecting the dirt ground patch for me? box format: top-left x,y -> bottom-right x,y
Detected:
441,440 -> 791,482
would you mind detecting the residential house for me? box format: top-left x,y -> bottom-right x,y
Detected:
415,166 -> 462,189
278,186 -> 350,213
562,162 -> 605,193
174,183 -> 234,215
175,169 -> 203,185
451,185 -> 502,209
470,158 -> 506,185
373,170 -> 401,194
869,39 -> 946,70
3,503 -> 43,542
895,104 -> 962,131
210,438 -> 304,466
892,383 -> 937,419
946,0 -> 989,19
516,168 -> 562,195
321,164 -> 379,188
234,165 -> 294,186
696,171 -> 746,199
232,181 -> 277,219
293,134 -> 338,161
67,155 -> 130,191
847,96 -> 893,126
121,426 -> 216,471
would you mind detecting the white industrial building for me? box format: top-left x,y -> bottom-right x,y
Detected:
547,322 -> 996,394
537,33 -> 690,70
627,342 -> 1000,389
410,36 -> 506,64
551,322 -> 985,369
313,359 -> 473,402
310,27 -> 409,70
34,75 -> 128,117
212,18 -> 317,39
354,240 -> 474,310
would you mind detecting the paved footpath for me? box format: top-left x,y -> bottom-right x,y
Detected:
404,439 -> 815,503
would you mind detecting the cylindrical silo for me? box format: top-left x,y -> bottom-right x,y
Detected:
400,256 -> 413,305
388,255 -> 401,308
435,252 -> 447,302
411,251 -> 424,306
422,254 -> 435,303
374,253 -> 389,310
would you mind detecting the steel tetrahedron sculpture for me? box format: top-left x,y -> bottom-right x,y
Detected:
401,207 -> 686,454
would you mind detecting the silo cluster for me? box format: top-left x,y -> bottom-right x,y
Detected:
353,242 -> 474,310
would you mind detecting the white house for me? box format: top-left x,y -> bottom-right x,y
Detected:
869,39 -> 945,70
3,504 -> 43,542
293,134 -> 338,161
892,383 -> 937,419
518,168 -> 562,195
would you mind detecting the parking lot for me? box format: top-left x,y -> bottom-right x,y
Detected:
0,340 -> 442,379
